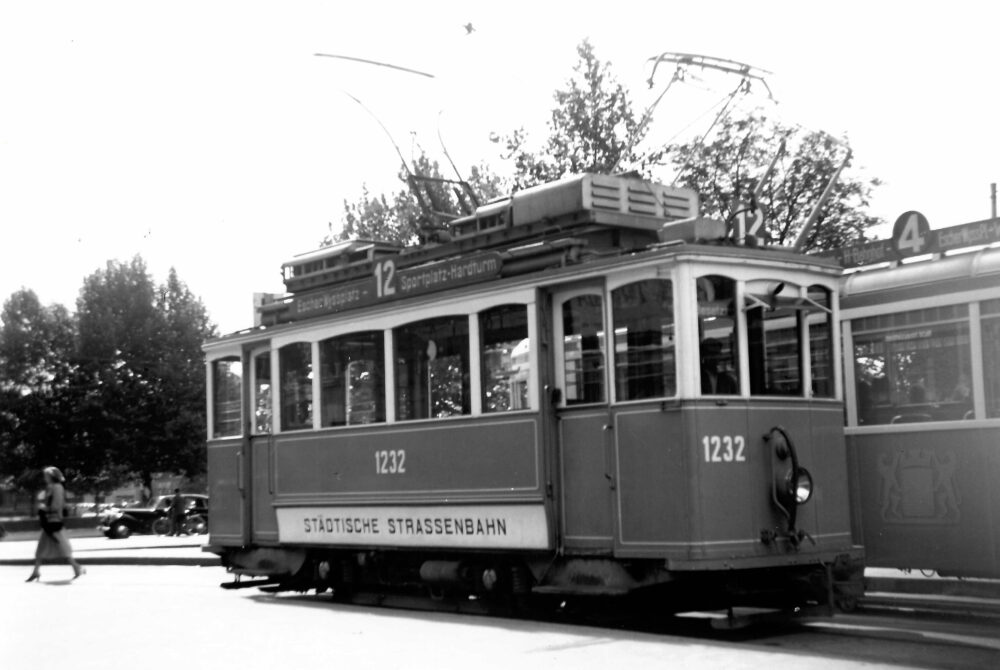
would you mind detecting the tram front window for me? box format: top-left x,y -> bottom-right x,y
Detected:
697,275 -> 739,395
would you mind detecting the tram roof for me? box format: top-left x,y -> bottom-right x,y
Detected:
841,244 -> 1000,301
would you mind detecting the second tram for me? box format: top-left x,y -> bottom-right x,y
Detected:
839,236 -> 1000,579
204,173 -> 863,618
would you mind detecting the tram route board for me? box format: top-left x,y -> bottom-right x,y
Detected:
818,213 -> 1000,268
291,251 -> 504,319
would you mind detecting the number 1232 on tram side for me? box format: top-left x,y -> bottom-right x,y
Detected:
204,173 -> 863,620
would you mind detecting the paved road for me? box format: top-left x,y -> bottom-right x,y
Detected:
3,563 -> 908,670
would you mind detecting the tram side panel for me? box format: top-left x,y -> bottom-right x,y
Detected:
266,415 -> 551,551
848,427 -> 1000,578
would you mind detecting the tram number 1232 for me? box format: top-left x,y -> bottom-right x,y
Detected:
375,449 -> 407,475
703,435 -> 746,463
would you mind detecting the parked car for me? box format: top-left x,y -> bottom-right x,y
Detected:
99,494 -> 208,539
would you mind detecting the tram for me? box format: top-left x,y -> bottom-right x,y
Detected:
203,173 -> 863,617
834,214 -> 1000,578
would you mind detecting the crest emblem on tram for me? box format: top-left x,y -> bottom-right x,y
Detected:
877,449 -> 960,524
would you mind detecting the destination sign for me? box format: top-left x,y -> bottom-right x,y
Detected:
819,215 -> 1000,268
291,252 -> 503,318
276,503 -> 550,549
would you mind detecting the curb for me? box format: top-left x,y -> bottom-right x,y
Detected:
0,555 -> 220,567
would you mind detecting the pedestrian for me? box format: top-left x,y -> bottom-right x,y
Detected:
170,488 -> 186,536
26,466 -> 85,581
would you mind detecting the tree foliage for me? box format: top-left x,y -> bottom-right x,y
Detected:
666,111 -> 883,251
0,259 -> 215,497
492,39 -> 654,190
327,155 -> 507,247
330,40 -> 881,253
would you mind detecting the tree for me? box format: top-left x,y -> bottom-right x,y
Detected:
0,290 -> 77,489
327,154 -> 507,247
666,110 -> 883,251
74,258 -> 215,493
492,39 -> 653,190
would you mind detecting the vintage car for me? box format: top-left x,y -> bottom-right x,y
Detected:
98,494 -> 208,539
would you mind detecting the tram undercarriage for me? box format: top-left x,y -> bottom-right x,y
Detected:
215,544 -> 864,623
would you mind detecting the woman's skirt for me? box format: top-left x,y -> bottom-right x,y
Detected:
35,528 -> 74,560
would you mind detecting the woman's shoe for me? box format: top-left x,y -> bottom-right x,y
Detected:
26,573 -> 39,582
72,566 -> 86,580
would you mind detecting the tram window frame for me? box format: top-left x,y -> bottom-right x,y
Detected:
611,278 -> 676,401
980,298 -> 1000,418
211,357 -> 243,438
319,331 -> 385,426
479,304 -> 531,413
697,275 -> 740,396
278,342 -> 314,431
394,315 -> 470,421
807,285 -> 835,399
851,305 -> 973,425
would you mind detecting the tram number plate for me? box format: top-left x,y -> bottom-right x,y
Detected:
702,435 -> 746,463
375,449 -> 406,474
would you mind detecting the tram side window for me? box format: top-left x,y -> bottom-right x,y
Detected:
319,331 -> 385,426
612,279 -> 675,400
279,342 -> 313,431
395,316 -> 470,420
852,305 -> 972,424
212,357 -> 242,438
480,305 -> 530,412
252,351 -> 272,434
562,294 -> 606,404
697,275 -> 739,395
981,298 -> 1000,418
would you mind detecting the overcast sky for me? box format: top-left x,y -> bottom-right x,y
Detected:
2,1 -> 998,334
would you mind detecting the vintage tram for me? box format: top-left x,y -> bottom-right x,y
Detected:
203,173 -> 863,618
834,216 -> 1000,579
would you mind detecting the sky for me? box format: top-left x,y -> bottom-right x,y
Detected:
2,1 -> 998,335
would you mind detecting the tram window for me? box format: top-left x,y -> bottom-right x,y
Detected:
744,280 -> 807,397
252,351 -> 272,434
395,316 -> 470,420
319,331 -> 385,426
562,294 -> 606,404
279,342 -> 313,431
212,357 -> 242,438
808,286 -> 835,398
981,298 -> 1000,418
612,279 -> 675,400
697,275 -> 739,395
480,305 -> 530,412
852,306 -> 972,424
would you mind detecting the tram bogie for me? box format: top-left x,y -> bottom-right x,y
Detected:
204,172 -> 863,616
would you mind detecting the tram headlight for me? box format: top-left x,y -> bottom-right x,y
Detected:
788,467 -> 813,505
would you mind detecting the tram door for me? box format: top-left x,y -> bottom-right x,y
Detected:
248,348 -> 279,543
551,287 -> 616,552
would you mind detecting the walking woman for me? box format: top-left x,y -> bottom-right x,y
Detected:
26,466 -> 85,581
